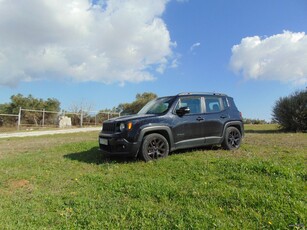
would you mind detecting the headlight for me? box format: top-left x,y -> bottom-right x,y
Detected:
119,122 -> 133,132
119,123 -> 125,132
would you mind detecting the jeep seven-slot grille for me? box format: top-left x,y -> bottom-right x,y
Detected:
103,122 -> 116,132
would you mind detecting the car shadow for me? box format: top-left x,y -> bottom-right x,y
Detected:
63,147 -> 137,164
64,145 -> 225,165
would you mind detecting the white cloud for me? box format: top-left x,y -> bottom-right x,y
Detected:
190,42 -> 201,52
0,0 -> 176,87
230,31 -> 307,85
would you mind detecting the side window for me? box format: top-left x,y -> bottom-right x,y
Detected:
205,97 -> 223,113
176,97 -> 202,114
222,97 -> 230,109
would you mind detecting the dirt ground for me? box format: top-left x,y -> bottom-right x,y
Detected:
0,127 -> 101,138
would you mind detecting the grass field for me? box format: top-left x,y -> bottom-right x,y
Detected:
0,124 -> 306,229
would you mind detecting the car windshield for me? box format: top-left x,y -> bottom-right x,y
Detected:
138,97 -> 174,115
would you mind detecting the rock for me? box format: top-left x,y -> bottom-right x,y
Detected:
58,116 -> 72,128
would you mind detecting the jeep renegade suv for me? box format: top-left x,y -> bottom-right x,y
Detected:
99,93 -> 244,161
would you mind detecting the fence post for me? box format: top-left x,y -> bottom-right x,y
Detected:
42,109 -> 45,127
80,110 -> 83,127
17,107 -> 21,130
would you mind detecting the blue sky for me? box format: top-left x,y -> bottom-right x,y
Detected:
0,0 -> 306,121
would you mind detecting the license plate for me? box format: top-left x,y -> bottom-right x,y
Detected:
99,138 -> 108,145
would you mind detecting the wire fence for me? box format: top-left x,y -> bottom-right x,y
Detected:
0,107 -> 120,131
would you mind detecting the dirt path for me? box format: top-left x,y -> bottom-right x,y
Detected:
0,127 -> 101,139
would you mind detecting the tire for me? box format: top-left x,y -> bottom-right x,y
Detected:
222,127 -> 242,150
140,133 -> 169,161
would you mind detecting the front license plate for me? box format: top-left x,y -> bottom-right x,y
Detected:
99,138 -> 108,145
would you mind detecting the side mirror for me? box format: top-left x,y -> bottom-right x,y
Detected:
176,106 -> 190,116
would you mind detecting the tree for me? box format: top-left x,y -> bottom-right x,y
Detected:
0,94 -> 60,126
68,101 -> 94,126
272,89 -> 307,132
118,92 -> 157,115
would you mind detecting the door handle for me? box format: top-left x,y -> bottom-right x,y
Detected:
220,115 -> 227,119
196,117 -> 204,121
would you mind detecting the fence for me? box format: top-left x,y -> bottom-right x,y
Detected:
0,113 -> 19,130
0,107 -> 120,131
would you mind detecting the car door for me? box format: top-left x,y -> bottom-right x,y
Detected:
172,96 -> 205,148
202,96 -> 228,138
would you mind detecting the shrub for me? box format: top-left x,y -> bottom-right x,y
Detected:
243,118 -> 267,125
272,89 -> 307,132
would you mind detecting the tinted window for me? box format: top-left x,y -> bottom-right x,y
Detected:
205,97 -> 223,113
176,97 -> 202,114
138,97 -> 174,115
222,97 -> 230,108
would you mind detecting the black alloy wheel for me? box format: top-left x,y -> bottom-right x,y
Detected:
140,133 -> 169,161
222,127 -> 242,150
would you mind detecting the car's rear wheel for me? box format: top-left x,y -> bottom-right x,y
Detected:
222,127 -> 242,150
140,133 -> 169,161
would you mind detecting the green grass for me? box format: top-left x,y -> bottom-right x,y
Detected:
0,125 -> 306,229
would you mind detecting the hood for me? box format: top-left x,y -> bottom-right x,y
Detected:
106,114 -> 156,123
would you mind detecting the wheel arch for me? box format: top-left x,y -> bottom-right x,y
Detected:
222,121 -> 244,139
138,126 -> 174,150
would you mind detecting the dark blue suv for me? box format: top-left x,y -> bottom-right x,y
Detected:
99,93 -> 244,161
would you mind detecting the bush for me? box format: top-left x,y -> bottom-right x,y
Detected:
272,89 -> 307,132
243,118 -> 267,125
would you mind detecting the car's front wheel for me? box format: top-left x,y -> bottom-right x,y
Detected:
222,127 -> 242,150
140,133 -> 169,161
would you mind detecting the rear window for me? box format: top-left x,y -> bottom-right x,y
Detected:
227,97 -> 237,109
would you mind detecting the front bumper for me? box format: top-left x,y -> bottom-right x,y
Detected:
98,133 -> 140,157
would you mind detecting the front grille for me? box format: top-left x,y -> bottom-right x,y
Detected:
103,122 -> 116,132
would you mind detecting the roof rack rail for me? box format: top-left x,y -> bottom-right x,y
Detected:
177,92 -> 227,96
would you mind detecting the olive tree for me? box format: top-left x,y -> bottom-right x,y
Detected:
118,92 -> 157,115
0,94 -> 60,126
